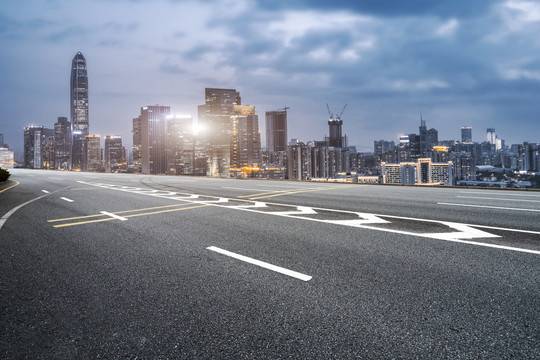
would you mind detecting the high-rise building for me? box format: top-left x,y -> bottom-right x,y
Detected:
138,105 -> 171,174
104,135 -> 125,172
71,52 -> 89,170
198,88 -> 241,177
486,128 -> 496,145
0,147 -> 14,169
23,126 -> 53,169
85,135 -> 101,172
265,109 -> 288,153
0,134 -> 4,147
461,126 -> 472,144
132,117 -> 142,173
419,117 -> 427,156
287,141 -> 311,180
166,114 -> 195,175
230,105 -> 261,173
426,128 -> 438,150
54,117 -> 71,170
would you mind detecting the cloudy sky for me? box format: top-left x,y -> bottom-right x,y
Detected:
1,0 -> 539,154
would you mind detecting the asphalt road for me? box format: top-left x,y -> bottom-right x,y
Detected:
1,169 -> 539,359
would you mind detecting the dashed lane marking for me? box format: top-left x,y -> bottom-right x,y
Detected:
207,246 -> 312,281
100,211 -> 128,221
60,197 -> 74,202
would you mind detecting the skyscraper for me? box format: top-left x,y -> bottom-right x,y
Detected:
265,109 -> 288,153
198,88 -> 241,177
23,126 -> 53,169
419,117 -> 427,156
486,128 -> 496,145
54,117 -> 71,169
230,105 -> 261,172
138,105 -> 171,174
85,135 -> 101,172
104,135 -> 125,172
70,52 -> 89,170
132,117 -> 142,173
461,126 -> 472,144
166,114 -> 195,175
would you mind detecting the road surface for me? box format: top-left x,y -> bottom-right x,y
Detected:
1,169 -> 539,358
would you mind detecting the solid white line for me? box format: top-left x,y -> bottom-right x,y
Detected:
207,246 -> 312,281
60,197 -> 74,203
1,193 -> 52,230
457,196 -> 540,203
99,211 -> 128,221
438,202 -> 540,212
459,191 -> 540,198
42,190 -> 50,193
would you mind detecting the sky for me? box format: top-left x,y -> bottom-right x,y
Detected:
1,0 -> 539,154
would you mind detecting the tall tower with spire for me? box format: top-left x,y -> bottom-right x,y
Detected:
70,51 -> 89,170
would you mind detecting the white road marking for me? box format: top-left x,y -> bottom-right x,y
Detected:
456,196 -> 540,203
77,181 -> 540,255
438,202 -> 540,212
207,246 -> 312,281
60,197 -> 74,202
1,186 -> 71,230
459,191 -> 540,198
48,177 -> 63,180
42,190 -> 50,193
99,211 -> 128,221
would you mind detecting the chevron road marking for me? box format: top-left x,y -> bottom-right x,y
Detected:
74,181 -> 540,255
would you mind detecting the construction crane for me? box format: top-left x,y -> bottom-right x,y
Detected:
326,103 -> 333,121
326,104 -> 347,121
337,104 -> 347,120
278,106 -> 290,112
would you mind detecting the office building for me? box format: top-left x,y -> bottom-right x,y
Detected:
54,117 -> 71,169
461,126 -> 472,144
104,135 -> 125,172
230,105 -> 261,174
265,109 -> 288,153
23,125 -> 53,169
70,52 -> 89,170
85,135 -> 101,172
486,128 -> 496,145
198,88 -> 241,177
136,105 -> 171,174
132,117 -> 142,173
0,134 -> 4,147
166,114 -> 195,175
0,147 -> 14,168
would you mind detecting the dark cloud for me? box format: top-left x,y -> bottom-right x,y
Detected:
256,0 -> 501,18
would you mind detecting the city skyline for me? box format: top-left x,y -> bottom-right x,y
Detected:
2,0 -> 540,154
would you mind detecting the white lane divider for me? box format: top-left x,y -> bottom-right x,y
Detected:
438,202 -> 540,213
456,196 -> 540,203
42,190 -> 50,193
60,197 -> 74,203
207,246 -> 312,281
100,211 -> 128,221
